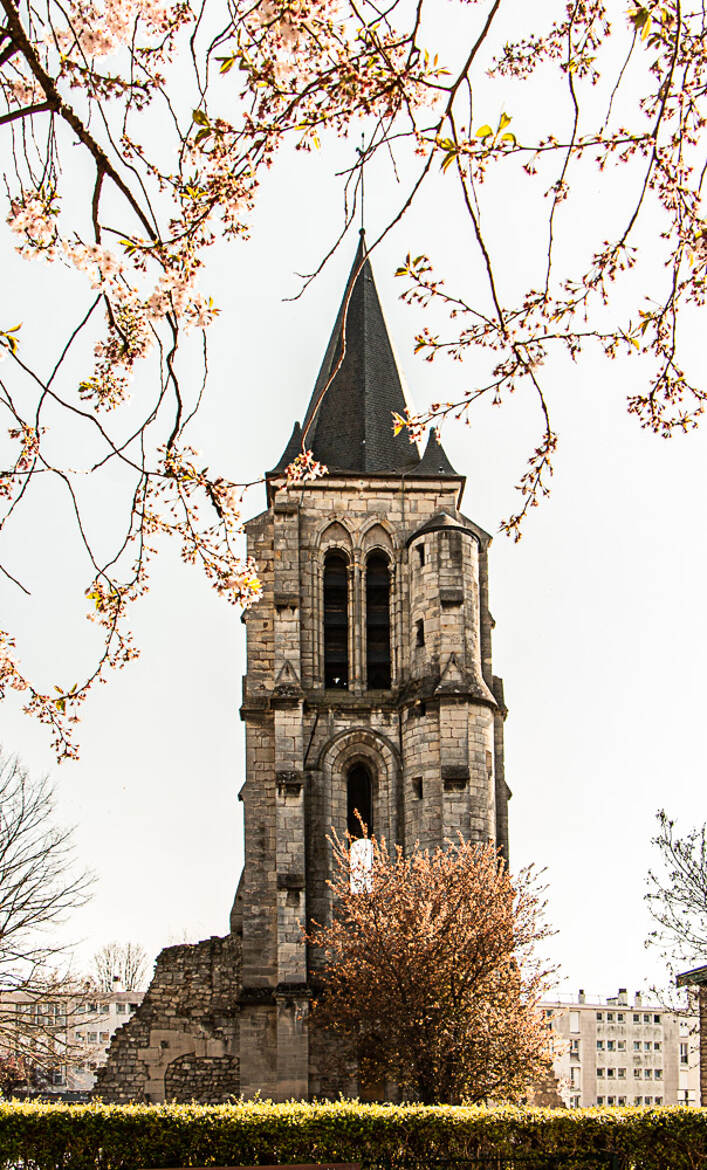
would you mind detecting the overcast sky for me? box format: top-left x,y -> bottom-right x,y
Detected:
1,5 -> 705,1002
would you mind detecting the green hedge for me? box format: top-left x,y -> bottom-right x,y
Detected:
0,1100 -> 704,1170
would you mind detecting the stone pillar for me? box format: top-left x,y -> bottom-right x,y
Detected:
270,497 -> 309,1100
389,561 -> 399,687
350,559 -> 362,693
275,989 -> 310,1099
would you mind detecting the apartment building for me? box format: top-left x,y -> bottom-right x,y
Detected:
3,988 -> 144,1096
67,990 -> 144,1092
544,988 -> 701,1107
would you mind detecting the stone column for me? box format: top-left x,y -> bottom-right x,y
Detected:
350,559 -> 362,693
389,561 -> 398,687
271,498 -> 308,1100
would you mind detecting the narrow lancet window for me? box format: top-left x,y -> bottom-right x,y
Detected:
366,552 -> 391,689
347,763 -> 373,837
323,551 -> 349,689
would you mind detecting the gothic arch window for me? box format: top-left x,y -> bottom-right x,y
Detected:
365,551 -> 391,690
347,762 -> 373,837
323,550 -> 349,689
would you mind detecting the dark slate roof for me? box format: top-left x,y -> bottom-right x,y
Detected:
405,509 -> 480,547
412,429 -> 458,477
269,421 -> 302,475
292,234 -> 421,475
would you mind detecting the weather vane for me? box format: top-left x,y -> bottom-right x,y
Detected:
357,132 -> 365,237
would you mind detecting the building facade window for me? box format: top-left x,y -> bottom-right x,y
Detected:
347,763 -> 373,838
323,551 -> 349,689
365,552 -> 391,690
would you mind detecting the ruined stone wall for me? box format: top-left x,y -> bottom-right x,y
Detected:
94,934 -> 241,1104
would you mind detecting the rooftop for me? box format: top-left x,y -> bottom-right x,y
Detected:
269,234 -> 460,480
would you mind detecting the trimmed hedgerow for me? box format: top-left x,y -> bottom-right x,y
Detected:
0,1100 -> 704,1170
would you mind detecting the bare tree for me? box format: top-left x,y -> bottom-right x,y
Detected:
0,747 -> 92,1080
307,833 -> 555,1104
92,941 -> 149,992
646,810 -> 707,988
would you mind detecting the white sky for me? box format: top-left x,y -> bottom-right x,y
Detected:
0,2 -> 705,1002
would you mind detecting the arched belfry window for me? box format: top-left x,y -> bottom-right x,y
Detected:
323,550 -> 349,689
347,763 -> 373,838
365,552 -> 391,690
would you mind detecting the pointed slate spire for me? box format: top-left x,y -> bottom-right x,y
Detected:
413,429 -> 458,477
270,420 -> 302,475
299,233 -> 420,474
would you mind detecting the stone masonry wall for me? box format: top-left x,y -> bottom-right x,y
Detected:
237,475 -> 509,1100
94,934 -> 241,1103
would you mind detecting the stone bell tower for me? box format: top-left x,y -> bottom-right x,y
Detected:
236,234 -> 511,1100
95,234 -> 510,1106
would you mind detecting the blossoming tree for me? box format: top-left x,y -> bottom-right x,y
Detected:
0,0 -> 704,755
307,833 -> 555,1104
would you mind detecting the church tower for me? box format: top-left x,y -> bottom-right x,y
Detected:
236,236 -> 510,1100
94,236 -> 510,1107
